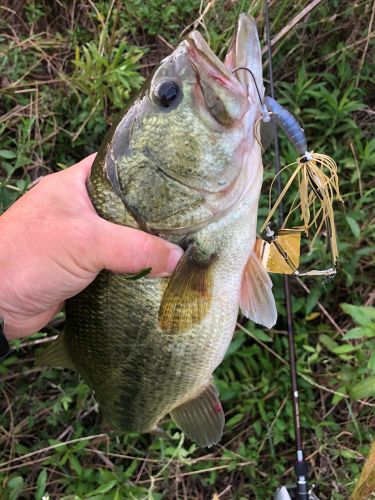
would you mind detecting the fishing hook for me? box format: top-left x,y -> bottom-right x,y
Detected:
232,66 -> 271,122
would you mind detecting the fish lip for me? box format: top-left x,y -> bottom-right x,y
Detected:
185,15 -> 264,100
150,20 -> 264,198
185,34 -> 246,96
186,32 -> 231,78
227,14 -> 265,102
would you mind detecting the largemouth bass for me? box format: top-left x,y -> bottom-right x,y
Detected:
39,14 -> 277,448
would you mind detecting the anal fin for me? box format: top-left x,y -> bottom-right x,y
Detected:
35,333 -> 76,371
240,251 -> 277,329
159,247 -> 215,335
170,383 -> 224,448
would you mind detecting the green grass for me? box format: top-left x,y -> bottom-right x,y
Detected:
0,0 -> 374,498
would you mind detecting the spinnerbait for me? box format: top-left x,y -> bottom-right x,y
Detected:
232,64 -> 342,276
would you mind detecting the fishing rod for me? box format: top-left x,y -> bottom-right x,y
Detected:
263,2 -> 314,499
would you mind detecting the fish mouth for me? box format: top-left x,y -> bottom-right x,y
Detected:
187,14 -> 264,103
185,31 -> 244,97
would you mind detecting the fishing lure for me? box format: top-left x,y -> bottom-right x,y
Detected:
232,66 -> 342,278
259,97 -> 342,278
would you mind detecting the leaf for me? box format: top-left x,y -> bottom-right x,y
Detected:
345,216 -> 361,239
306,312 -> 320,321
8,476 -> 25,500
69,455 -> 83,476
319,334 -> 339,353
368,352 -> 375,374
341,304 -> 375,327
0,149 -> 17,159
340,449 -> 360,459
332,344 -> 359,355
331,388 -> 346,406
227,413 -> 244,427
343,326 -> 375,340
124,459 -> 139,479
251,328 -> 272,343
350,376 -> 375,400
303,344 -> 316,353
88,480 -> 118,495
305,287 -> 321,315
36,469 -> 47,500
225,332 -> 246,357
8,476 -> 24,489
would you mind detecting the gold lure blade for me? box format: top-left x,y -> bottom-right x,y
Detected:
255,230 -> 301,275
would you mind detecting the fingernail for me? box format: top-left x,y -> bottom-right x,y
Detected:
166,247 -> 183,274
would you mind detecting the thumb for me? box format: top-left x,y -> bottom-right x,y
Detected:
92,218 -> 183,277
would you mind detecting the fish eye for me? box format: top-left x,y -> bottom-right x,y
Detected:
153,80 -> 181,108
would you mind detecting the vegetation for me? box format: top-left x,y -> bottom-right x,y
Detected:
0,0 -> 374,498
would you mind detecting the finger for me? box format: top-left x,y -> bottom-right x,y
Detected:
92,219 -> 183,278
65,152 -> 98,179
50,153 -> 98,215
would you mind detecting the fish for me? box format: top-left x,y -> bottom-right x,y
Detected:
38,14 -> 277,448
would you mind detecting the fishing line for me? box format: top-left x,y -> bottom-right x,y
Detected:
263,2 -> 311,499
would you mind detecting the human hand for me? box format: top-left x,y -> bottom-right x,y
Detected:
0,154 -> 183,339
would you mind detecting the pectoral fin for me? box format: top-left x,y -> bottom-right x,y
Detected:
170,383 -> 224,448
35,333 -> 76,371
240,251 -> 277,328
159,247 -> 215,335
